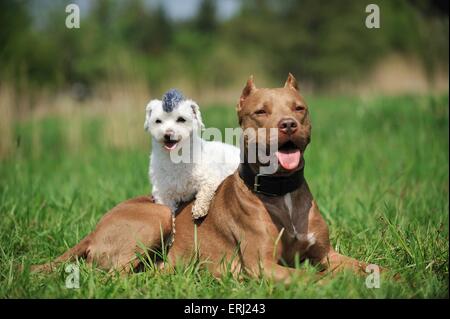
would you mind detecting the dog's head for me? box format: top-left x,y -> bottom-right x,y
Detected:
144,89 -> 205,151
237,73 -> 311,174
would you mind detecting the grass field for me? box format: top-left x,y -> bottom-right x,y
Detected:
0,94 -> 448,298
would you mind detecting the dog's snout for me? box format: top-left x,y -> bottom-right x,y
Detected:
278,118 -> 298,135
164,130 -> 174,141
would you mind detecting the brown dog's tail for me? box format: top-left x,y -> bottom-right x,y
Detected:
29,235 -> 91,273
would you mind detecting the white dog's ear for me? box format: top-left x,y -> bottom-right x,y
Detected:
144,99 -> 160,131
190,102 -> 205,131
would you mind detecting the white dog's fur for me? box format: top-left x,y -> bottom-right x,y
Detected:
144,95 -> 240,220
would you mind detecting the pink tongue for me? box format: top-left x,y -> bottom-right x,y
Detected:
275,149 -> 301,170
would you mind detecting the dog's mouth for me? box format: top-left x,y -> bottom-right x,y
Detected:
163,139 -> 180,150
275,141 -> 302,171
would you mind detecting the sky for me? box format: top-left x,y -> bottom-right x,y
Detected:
148,0 -> 241,20
73,0 -> 241,21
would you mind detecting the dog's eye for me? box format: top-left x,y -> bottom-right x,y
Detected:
155,119 -> 162,124
254,109 -> 267,115
176,117 -> 186,123
295,105 -> 306,112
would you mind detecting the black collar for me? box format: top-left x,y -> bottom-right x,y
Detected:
238,162 -> 305,197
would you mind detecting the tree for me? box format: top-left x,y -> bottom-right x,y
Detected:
195,0 -> 217,33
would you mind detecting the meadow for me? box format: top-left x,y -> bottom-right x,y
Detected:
0,93 -> 448,298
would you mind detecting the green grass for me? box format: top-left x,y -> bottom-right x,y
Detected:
0,94 -> 448,298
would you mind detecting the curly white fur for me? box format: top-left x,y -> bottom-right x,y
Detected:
145,97 -> 240,220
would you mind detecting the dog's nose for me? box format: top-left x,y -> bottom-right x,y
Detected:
278,118 -> 298,135
164,130 -> 174,141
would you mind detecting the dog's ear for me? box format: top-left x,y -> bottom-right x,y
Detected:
190,101 -> 205,131
284,73 -> 299,92
237,75 -> 256,112
144,99 -> 160,131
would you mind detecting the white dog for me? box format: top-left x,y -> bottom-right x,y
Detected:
144,89 -> 240,220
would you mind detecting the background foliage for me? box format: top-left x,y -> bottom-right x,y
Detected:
0,0 -> 448,95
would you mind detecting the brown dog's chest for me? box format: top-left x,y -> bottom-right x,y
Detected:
258,186 -> 316,264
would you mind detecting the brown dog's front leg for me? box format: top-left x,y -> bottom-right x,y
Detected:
248,261 -> 323,284
319,249 -> 368,274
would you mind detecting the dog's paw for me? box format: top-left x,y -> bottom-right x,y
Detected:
192,203 -> 208,219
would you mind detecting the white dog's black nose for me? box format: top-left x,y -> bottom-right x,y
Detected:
164,130 -> 174,141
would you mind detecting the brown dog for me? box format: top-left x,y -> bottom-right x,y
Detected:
32,74 -> 372,282
166,74 -> 369,282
